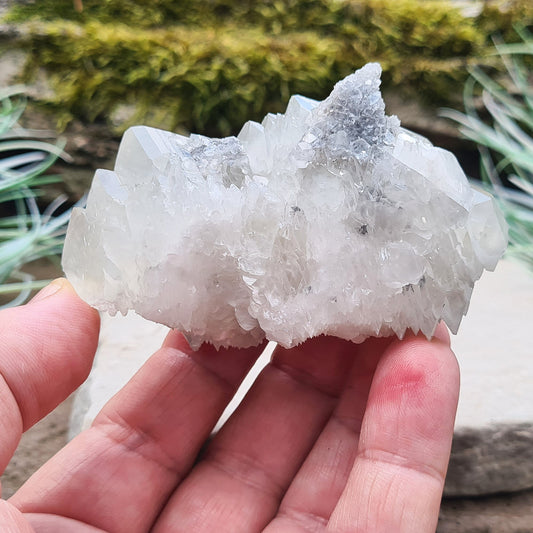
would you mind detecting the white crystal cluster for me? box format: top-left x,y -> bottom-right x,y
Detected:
62,63 -> 507,349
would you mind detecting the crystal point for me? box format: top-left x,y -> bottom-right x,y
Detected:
62,63 -> 508,349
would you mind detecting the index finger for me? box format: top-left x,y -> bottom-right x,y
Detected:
11,331 -> 267,533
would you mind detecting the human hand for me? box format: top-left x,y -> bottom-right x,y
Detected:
1,279 -> 459,532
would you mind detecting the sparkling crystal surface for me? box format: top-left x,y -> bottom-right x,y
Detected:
62,63 -> 508,349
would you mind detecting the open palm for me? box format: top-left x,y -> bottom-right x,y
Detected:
0,279 -> 459,532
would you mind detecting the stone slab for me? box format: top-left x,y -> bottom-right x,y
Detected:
68,314 -> 274,438
438,487 -> 533,533
69,258 -> 533,498
445,258 -> 533,496
68,313 -> 169,439
452,259 -> 533,429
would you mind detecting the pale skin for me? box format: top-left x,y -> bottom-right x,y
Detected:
0,278 -> 459,533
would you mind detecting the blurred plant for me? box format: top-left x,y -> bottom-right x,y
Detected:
0,86 -> 73,307
8,0 -> 486,136
442,28 -> 533,270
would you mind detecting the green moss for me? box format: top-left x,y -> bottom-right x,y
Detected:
19,23 -> 348,134
7,0 -> 482,47
7,0 -> 531,136
477,0 -> 533,43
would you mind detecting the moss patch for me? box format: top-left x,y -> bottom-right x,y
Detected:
6,0 -> 533,135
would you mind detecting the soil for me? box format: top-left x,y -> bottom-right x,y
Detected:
1,397 -> 73,499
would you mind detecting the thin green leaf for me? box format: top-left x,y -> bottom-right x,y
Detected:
0,151 -> 47,171
0,279 -> 50,296
0,86 -> 27,100
0,139 -> 69,161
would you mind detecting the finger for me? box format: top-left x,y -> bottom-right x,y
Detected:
11,333 -> 267,533
262,325 -> 450,532
0,279 -> 100,473
0,500 -> 34,533
264,336 -> 393,532
327,331 -> 459,533
152,336 -> 358,533
24,513 -> 108,532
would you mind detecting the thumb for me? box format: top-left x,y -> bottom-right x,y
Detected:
0,279 -> 100,474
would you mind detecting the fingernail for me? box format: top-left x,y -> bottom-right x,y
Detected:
30,278 -> 68,304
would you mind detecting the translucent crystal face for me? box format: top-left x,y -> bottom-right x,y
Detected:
62,63 -> 508,349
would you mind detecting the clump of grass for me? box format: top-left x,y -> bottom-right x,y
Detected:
442,28 -> 533,270
0,86 -> 73,307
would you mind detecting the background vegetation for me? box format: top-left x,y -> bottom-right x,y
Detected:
444,29 -> 533,270
5,0 -> 533,136
0,86 -> 72,306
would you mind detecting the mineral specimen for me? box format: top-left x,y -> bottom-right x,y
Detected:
62,63 -> 507,349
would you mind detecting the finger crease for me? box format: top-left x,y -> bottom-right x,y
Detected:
93,411 -> 186,477
358,446 -> 445,486
0,373 -> 23,428
277,506 -> 329,532
331,411 -> 365,436
270,363 -> 342,400
204,447 -> 285,502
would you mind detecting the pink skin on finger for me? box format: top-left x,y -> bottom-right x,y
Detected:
0,279 -> 100,472
327,332 -> 459,533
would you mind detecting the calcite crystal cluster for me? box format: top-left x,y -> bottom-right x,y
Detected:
63,63 -> 507,349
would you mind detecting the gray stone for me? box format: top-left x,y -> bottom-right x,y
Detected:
0,48 -> 25,86
438,488 -> 533,533
446,259 -> 533,496
445,425 -> 533,497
